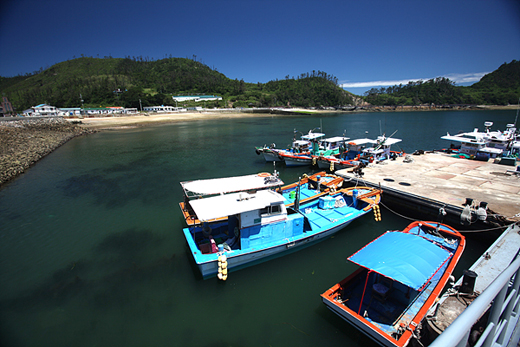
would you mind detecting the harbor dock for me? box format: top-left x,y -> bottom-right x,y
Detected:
427,223 -> 520,347
335,152 -> 520,229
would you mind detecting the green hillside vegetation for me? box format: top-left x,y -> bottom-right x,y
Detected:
363,59 -> 520,106
0,57 -> 353,112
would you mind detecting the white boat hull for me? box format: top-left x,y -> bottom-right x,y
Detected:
196,220 -> 353,278
284,156 -> 312,167
262,151 -> 283,162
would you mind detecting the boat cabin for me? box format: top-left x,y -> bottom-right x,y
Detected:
187,190 -> 305,252
179,173 -> 285,225
362,137 -> 402,162
441,134 -> 503,158
320,136 -> 350,151
290,139 -> 312,153
301,131 -> 326,154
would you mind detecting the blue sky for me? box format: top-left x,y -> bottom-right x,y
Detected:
1,0 -> 519,96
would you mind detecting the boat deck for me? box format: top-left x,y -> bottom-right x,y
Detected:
305,204 -> 356,229
339,270 -> 411,334
336,152 -> 520,222
338,257 -> 451,337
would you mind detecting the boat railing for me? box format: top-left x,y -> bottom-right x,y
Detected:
429,252 -> 520,347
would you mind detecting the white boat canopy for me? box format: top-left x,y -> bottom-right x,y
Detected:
189,190 -> 285,222
322,136 -> 350,143
301,132 -> 325,141
181,173 -> 283,198
348,138 -> 377,146
376,137 -> 402,146
441,134 -> 487,145
363,148 -> 385,155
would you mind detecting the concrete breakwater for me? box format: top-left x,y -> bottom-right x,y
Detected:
0,117 -> 96,185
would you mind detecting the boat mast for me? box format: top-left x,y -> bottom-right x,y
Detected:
294,177 -> 301,212
515,97 -> 519,127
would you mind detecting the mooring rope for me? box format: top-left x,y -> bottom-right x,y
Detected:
347,172 -> 519,233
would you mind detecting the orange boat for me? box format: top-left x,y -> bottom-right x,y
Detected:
321,221 -> 465,347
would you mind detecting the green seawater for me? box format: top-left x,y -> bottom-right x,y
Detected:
0,110 -> 516,346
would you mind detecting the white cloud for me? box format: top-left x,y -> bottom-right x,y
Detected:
341,72 -> 489,89
445,72 -> 490,84
341,79 -> 425,88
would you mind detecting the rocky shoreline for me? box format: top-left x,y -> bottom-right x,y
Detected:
0,118 -> 96,186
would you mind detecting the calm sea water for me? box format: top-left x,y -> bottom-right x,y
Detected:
0,110 -> 517,347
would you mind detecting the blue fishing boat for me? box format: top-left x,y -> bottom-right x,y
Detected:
280,135 -> 349,167
321,221 -> 465,347
181,185 -> 381,280
277,131 -> 327,166
179,171 -> 342,224
255,129 -> 321,162
316,138 -> 376,171
276,172 -> 344,207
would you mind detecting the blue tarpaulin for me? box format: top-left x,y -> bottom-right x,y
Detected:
348,231 -> 452,291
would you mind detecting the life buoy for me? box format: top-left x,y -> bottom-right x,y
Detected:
258,172 -> 270,177
218,254 -> 228,281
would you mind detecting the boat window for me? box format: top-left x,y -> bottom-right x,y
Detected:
260,204 -> 282,216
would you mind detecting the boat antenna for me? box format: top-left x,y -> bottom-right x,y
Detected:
294,177 -> 301,212
375,129 -> 398,150
515,97 -> 520,127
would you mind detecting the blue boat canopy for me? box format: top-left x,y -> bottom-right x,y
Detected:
348,231 -> 452,291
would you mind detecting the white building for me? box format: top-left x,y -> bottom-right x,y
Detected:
172,95 -> 222,103
59,108 -> 82,116
143,105 -> 178,112
23,104 -> 59,117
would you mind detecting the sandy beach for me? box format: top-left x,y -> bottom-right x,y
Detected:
76,105 -> 519,130
75,111 -> 274,129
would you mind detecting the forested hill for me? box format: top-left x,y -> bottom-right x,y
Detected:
363,59 -> 520,106
470,60 -> 520,95
0,57 -> 352,112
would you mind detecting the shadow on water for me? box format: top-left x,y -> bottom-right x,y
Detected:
60,173 -> 127,208
58,156 -> 178,208
94,228 -> 159,264
0,228 -> 177,313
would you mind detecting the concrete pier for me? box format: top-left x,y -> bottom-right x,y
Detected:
335,152 -> 520,229
424,224 -> 520,345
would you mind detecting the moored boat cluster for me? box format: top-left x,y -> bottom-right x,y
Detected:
178,120 -> 520,346
255,128 -> 404,171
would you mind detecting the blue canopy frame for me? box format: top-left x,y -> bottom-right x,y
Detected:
348,231 -> 452,291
